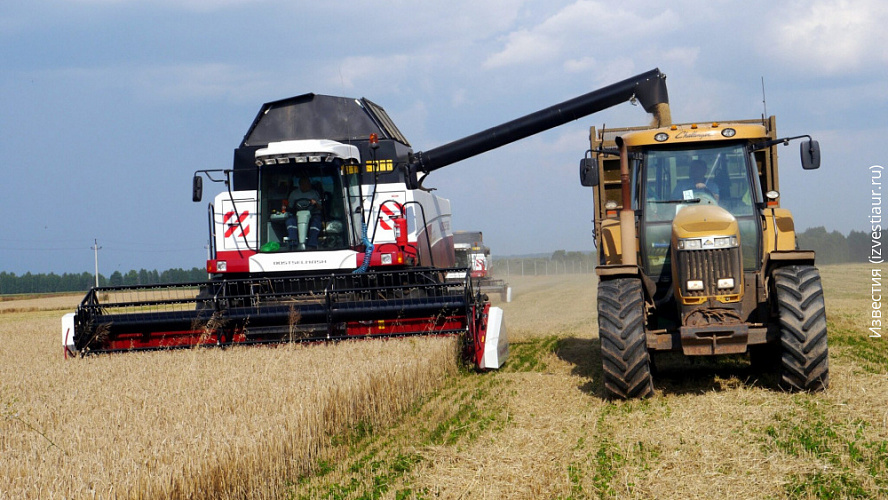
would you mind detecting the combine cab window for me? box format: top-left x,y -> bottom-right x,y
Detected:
256,164 -> 352,252
640,143 -> 762,278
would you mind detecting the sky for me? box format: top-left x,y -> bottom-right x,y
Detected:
2,0 -> 887,276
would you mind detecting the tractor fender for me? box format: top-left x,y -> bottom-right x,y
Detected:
595,264 -> 656,303
764,250 -> 816,280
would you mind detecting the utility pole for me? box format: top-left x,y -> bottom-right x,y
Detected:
92,239 -> 102,288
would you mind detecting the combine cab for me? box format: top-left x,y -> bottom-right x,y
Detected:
63,69 -> 672,369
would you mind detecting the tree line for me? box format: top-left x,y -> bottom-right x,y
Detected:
796,226 -> 874,265
0,268 -> 208,295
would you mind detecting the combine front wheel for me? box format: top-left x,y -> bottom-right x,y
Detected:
773,265 -> 829,391
598,278 -> 654,399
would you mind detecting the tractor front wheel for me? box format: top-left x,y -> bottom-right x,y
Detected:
773,265 -> 829,391
598,278 -> 654,399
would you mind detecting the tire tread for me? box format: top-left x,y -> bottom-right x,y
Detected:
598,278 -> 653,399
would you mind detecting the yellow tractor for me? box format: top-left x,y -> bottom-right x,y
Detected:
580,114 -> 828,398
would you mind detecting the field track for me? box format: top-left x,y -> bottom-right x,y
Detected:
2,263 -> 887,499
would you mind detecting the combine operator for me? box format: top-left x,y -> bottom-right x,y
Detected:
286,176 -> 322,251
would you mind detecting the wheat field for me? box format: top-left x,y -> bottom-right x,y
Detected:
291,264 -> 888,499
2,264 -> 887,499
0,306 -> 457,499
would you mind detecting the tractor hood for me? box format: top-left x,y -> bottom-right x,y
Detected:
671,205 -> 739,242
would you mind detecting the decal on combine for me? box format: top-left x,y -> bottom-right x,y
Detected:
224,210 -> 251,238
377,204 -> 401,231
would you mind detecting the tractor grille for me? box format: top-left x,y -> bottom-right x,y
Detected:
676,247 -> 742,297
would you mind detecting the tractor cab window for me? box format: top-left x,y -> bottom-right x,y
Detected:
639,143 -> 761,278
643,145 -> 754,218
256,164 -> 351,252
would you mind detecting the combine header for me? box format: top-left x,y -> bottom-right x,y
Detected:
63,69 -> 671,369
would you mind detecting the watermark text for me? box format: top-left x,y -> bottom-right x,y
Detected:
870,165 -> 884,337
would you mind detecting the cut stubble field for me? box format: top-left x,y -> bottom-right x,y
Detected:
2,264 -> 887,499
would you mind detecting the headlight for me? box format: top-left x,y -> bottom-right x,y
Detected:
687,280 -> 704,291
381,254 -> 393,265
678,238 -> 702,250
717,278 -> 735,289
714,236 -> 738,248
216,261 -> 227,272
678,235 -> 738,250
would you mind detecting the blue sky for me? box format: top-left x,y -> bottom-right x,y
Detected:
2,0 -> 887,275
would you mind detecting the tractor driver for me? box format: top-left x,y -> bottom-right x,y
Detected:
286,176 -> 322,250
672,159 -> 719,201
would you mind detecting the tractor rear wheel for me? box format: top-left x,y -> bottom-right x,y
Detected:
773,265 -> 829,391
598,278 -> 653,399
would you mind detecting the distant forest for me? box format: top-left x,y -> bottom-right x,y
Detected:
796,226 -> 876,265
0,226 -> 877,295
0,268 -> 207,295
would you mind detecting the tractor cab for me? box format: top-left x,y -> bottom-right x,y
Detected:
635,140 -> 763,318
635,142 -> 761,282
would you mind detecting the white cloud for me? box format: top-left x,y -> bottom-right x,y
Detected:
27,63 -> 280,106
661,47 -> 700,68
60,0 -> 266,11
329,55 -> 412,91
451,88 -> 468,107
483,28 -> 562,69
134,63 -> 259,101
564,56 -> 595,73
770,0 -> 888,74
483,0 -> 680,70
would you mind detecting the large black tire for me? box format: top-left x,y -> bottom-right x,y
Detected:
773,265 -> 829,391
598,278 -> 654,399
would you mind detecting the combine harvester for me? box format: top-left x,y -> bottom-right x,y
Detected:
62,69 -> 671,369
446,231 -> 511,302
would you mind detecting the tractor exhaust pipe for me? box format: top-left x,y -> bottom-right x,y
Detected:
612,101 -> 669,267
616,136 -> 637,266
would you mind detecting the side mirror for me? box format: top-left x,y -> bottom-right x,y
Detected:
800,139 -> 821,170
192,174 -> 203,202
579,157 -> 599,187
